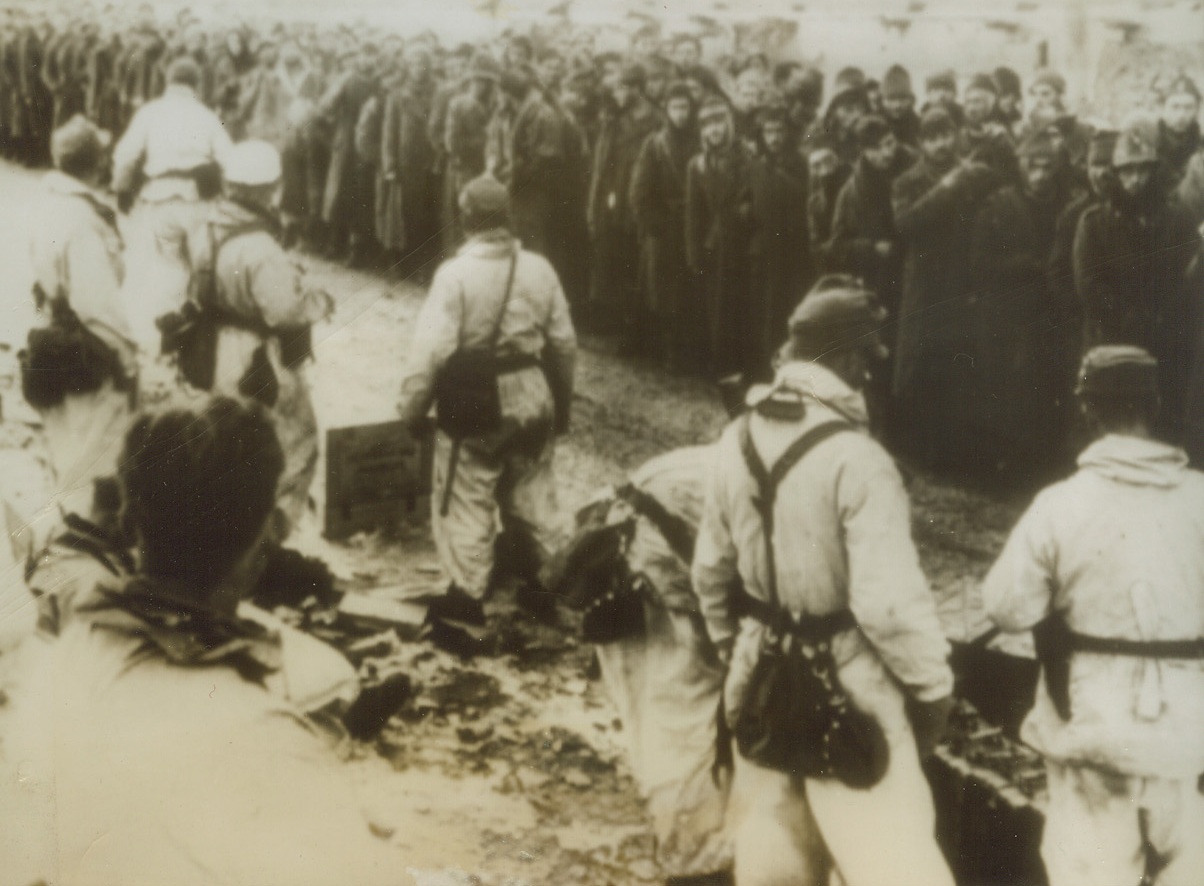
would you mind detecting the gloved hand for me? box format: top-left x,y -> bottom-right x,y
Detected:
906,694 -> 955,758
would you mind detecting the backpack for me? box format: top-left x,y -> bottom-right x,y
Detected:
158,221 -> 272,396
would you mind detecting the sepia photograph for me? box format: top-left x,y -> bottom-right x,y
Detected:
0,0 -> 1202,883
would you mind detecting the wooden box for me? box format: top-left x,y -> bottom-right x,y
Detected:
324,421 -> 433,540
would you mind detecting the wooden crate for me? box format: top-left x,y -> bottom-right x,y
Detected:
324,420 -> 433,540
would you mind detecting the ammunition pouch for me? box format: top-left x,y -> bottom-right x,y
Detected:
22,288 -> 129,410
433,351 -> 540,440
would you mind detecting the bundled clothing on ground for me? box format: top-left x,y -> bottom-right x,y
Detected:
555,446 -> 733,880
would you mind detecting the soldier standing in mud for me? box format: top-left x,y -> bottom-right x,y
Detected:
398,175 -> 576,637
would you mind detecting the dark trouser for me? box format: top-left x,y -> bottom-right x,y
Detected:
589,219 -> 641,337
701,253 -> 751,380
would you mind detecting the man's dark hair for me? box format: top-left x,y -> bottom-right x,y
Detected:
1081,393 -> 1160,433
498,69 -> 530,100
119,397 -> 284,592
773,61 -> 801,88
165,57 -> 202,90
56,141 -> 104,180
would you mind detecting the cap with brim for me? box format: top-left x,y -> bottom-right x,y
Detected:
1161,74 -> 1201,103
855,115 -> 891,149
698,96 -> 731,125
458,174 -> 510,217
805,131 -> 839,157
966,72 -> 998,96
756,101 -> 788,127
1076,345 -> 1158,398
788,274 -> 888,356
918,107 -> 956,140
827,83 -> 868,115
1087,128 -> 1118,164
469,54 -> 501,82
994,66 -> 1022,98
883,64 -> 912,99
663,81 -> 694,107
835,66 -> 866,91
1113,124 -> 1158,168
1031,69 -> 1066,95
925,69 -> 956,93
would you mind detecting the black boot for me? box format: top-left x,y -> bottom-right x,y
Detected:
424,583 -> 486,627
515,579 -> 559,625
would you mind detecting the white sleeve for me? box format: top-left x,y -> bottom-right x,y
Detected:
396,266 -> 464,424
838,444 -> 954,702
111,107 -> 148,197
983,492 -> 1059,633
691,432 -> 742,650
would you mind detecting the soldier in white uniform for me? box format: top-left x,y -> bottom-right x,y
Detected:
111,57 -> 232,340
985,346 -> 1204,886
398,175 -> 577,630
692,276 -> 956,886
172,140 -> 331,536
5,114 -> 139,643
26,115 -> 138,514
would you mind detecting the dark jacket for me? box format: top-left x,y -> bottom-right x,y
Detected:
891,155 -> 1001,466
588,95 -> 661,234
886,109 -> 921,147
686,143 -> 754,376
825,146 -> 917,313
1158,120 -> 1202,194
966,182 -> 1080,462
806,162 -> 851,266
1072,192 -> 1200,439
748,147 -> 812,369
630,125 -> 697,316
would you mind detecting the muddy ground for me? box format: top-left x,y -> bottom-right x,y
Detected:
0,159 -> 1029,885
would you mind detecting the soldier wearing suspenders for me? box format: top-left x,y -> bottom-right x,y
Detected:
693,275 -> 955,886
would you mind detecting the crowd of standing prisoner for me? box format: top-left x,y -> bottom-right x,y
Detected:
3,3 -> 1203,484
